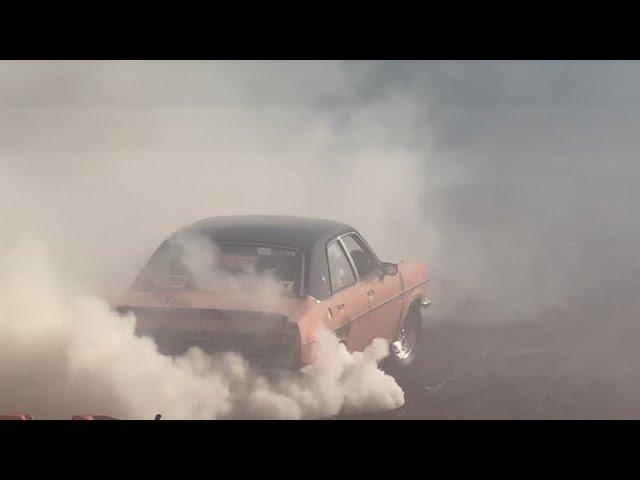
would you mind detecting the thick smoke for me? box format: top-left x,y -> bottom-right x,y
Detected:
3,61 -> 634,418
0,61 -> 434,302
144,230 -> 290,308
0,61 -> 424,418
0,241 -> 403,419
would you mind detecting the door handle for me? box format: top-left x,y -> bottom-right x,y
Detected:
366,289 -> 375,296
336,303 -> 345,311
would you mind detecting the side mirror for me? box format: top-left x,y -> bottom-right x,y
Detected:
381,262 -> 398,276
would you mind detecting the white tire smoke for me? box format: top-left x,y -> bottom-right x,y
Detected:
0,241 -> 404,419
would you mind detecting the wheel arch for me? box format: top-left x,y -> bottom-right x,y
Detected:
396,293 -> 424,336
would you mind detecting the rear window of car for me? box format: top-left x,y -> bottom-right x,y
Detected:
134,240 -> 303,296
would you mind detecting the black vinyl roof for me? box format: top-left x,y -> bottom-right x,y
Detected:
156,215 -> 369,300
174,215 -> 353,254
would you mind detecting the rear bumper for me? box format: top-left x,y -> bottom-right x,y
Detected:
143,329 -> 301,369
118,305 -> 302,369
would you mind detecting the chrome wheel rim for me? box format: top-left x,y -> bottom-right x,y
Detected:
393,321 -> 417,361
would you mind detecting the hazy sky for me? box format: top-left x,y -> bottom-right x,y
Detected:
0,60 -> 637,322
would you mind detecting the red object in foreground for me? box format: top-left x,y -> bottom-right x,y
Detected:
0,413 -> 34,420
71,414 -> 119,420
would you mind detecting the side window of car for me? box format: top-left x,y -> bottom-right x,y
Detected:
341,234 -> 379,279
327,240 -> 356,293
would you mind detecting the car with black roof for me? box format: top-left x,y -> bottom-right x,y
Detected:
116,215 -> 430,372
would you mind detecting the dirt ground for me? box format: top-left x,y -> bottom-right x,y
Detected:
342,243 -> 640,420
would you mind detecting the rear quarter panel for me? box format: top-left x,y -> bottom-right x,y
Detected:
396,260 -> 429,332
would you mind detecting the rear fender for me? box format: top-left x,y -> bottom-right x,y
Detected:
395,261 -> 430,335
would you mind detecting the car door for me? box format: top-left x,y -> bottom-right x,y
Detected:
323,239 -> 368,347
340,233 -> 404,352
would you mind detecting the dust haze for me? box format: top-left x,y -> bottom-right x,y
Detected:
0,61 -> 434,303
0,239 -> 403,419
1,61 -> 639,418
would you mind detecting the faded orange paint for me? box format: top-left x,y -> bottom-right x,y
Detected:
116,261 -> 429,368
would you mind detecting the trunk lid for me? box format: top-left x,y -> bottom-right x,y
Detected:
116,290 -> 304,368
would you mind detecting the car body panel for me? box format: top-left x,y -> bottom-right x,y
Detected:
118,290 -> 301,319
295,260 -> 429,363
395,261 -> 430,325
115,216 -> 430,368
347,269 -> 405,352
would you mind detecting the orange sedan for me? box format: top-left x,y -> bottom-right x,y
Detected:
117,216 -> 430,372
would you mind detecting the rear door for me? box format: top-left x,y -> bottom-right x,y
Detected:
340,233 -> 404,351
323,239 -> 367,346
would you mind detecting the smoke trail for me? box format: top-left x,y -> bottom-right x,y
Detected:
0,240 -> 404,419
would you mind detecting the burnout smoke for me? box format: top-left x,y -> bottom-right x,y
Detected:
140,230 -> 292,308
8,61 -> 628,419
0,241 -> 404,419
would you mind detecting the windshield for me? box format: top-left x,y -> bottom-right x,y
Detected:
134,240 -> 303,296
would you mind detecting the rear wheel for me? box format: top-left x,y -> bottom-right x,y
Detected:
391,313 -> 420,366
383,303 -> 423,385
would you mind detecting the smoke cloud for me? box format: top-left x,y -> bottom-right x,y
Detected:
0,61 -> 423,418
2,61 -> 636,418
0,240 -> 403,419
0,61 -> 434,303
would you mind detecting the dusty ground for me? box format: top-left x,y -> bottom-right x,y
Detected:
342,242 -> 640,420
